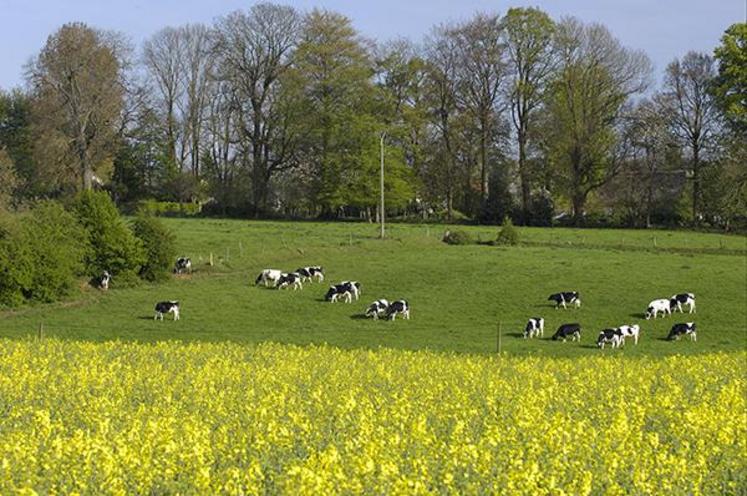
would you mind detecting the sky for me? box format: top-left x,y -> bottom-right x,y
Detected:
0,0 -> 744,90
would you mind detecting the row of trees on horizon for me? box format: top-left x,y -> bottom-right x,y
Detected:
0,4 -> 745,228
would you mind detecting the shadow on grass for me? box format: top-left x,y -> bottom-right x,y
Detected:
579,344 -> 600,349
137,315 -> 155,320
349,314 -> 369,320
505,332 -> 525,338
629,313 -> 647,319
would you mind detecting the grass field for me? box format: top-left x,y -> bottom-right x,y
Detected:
1,219 -> 744,356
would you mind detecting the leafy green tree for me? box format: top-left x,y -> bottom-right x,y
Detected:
545,18 -> 651,224
501,7 -> 556,220
0,214 -> 32,306
713,23 -> 747,133
0,90 -> 34,202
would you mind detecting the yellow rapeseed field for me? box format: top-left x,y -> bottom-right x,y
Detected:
0,339 -> 744,495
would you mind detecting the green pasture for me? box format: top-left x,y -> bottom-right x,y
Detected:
1,219 -> 744,357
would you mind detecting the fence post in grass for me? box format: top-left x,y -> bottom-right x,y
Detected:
239,241 -> 243,257
653,236 -> 657,248
497,321 -> 502,355
209,252 -> 214,266
38,322 -> 43,340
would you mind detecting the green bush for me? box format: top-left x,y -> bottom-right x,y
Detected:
0,214 -> 32,307
73,190 -> 145,284
496,217 -> 520,246
442,229 -> 473,245
136,200 -> 202,217
132,214 -> 177,282
23,201 -> 89,302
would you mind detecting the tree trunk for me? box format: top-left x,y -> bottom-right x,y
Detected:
692,144 -> 700,223
518,129 -> 530,221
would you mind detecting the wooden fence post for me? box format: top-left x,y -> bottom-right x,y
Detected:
38,322 -> 43,340
497,321 -> 502,354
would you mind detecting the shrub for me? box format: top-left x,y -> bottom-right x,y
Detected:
0,214 -> 32,307
22,201 -> 89,302
72,190 -> 145,284
442,229 -> 473,245
136,200 -> 202,217
496,217 -> 520,246
132,215 -> 177,282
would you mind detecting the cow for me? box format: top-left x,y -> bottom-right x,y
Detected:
548,292 -> 581,309
325,281 -> 360,303
98,271 -> 111,291
667,322 -> 697,341
154,301 -> 180,321
174,257 -> 192,274
597,328 -> 624,349
277,272 -> 303,290
670,293 -> 696,314
617,324 -> 641,345
552,323 -> 581,342
645,299 -> 671,319
255,269 -> 283,288
523,317 -> 545,339
296,266 -> 324,283
365,299 -> 389,320
385,300 -> 410,321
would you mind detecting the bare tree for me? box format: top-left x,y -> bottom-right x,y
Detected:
452,13 -> 508,203
661,52 -> 720,221
213,3 -> 301,214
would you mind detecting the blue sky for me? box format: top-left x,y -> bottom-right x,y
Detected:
0,0 -> 744,89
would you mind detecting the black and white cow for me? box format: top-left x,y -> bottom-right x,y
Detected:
255,269 -> 283,288
365,299 -> 389,320
617,324 -> 641,345
385,300 -> 410,321
645,299 -> 671,319
548,292 -> 581,309
296,266 -> 324,283
277,272 -> 303,290
670,293 -> 696,314
552,323 -> 581,342
667,322 -> 697,341
325,281 -> 361,303
174,257 -> 192,274
523,317 -> 545,339
597,328 -> 624,349
154,301 -> 180,321
98,271 -> 111,291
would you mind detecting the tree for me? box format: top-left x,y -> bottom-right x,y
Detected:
26,23 -> 126,191
712,22 -> 747,133
452,13 -> 508,203
501,7 -> 556,220
0,90 -> 33,202
661,52 -> 720,222
0,148 -> 18,209
287,9 -> 381,215
545,18 -> 651,224
214,3 -> 301,214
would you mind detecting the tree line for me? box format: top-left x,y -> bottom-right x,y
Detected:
0,5 -> 745,229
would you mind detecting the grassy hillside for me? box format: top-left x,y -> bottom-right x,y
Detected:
0,219 -> 744,356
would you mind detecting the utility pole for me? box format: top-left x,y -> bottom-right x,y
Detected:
380,132 -> 386,239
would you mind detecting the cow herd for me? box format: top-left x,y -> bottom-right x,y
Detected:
110,256 -> 698,348
525,291 -> 698,349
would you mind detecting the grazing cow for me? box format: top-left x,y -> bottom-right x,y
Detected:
277,272 -> 303,290
255,269 -> 283,288
296,266 -> 324,283
385,300 -> 410,321
523,317 -> 545,339
325,281 -> 360,303
645,299 -> 671,319
154,301 -> 180,321
670,293 -> 696,314
597,328 -> 624,349
365,299 -> 389,320
552,323 -> 581,342
548,292 -> 581,309
667,322 -> 697,341
98,271 -> 111,291
174,257 -> 192,274
617,324 -> 641,345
